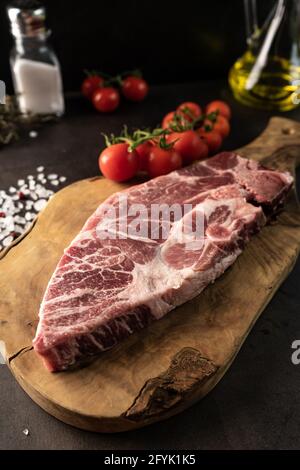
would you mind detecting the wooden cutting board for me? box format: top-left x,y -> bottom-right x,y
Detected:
0,116 -> 300,433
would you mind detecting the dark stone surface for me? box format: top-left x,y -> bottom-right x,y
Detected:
0,80 -> 300,450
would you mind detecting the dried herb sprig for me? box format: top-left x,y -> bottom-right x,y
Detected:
0,95 -> 58,147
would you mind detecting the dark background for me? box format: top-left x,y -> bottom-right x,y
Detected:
0,0 -> 275,92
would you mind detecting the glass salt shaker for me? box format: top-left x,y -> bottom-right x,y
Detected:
7,0 -> 64,116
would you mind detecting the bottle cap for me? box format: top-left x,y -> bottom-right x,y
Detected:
7,0 -> 47,38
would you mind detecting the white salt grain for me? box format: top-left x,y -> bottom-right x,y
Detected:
25,201 -> 33,210
22,428 -> 29,436
1,167 -> 67,250
36,188 -> 48,198
29,130 -> 38,138
25,212 -> 34,221
0,231 -> 9,241
3,199 -> 15,215
14,215 -> 26,224
3,235 -> 13,247
3,215 -> 14,231
34,199 -> 47,211
47,174 -> 58,180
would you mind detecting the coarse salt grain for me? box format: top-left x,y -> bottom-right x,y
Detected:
0,231 -> 8,241
25,201 -> 34,210
3,235 -> 13,247
47,174 -> 58,180
25,212 -> 34,221
34,199 -> 47,211
0,169 -> 66,250
4,215 -> 14,230
3,199 -> 15,214
14,215 -> 26,224
36,188 -> 48,198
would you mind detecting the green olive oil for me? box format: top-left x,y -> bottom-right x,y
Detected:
229,51 -> 300,111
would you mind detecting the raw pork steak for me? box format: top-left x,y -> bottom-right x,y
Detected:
33,152 -> 293,371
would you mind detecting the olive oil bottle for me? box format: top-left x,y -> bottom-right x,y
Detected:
229,0 -> 300,111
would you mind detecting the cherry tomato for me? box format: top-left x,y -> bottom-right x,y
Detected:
198,128 -> 223,154
81,75 -> 104,100
121,76 -> 149,102
92,87 -> 120,112
99,143 -> 139,182
212,115 -> 230,138
148,146 -> 182,178
177,101 -> 202,121
201,119 -> 214,131
136,141 -> 153,171
162,111 -> 177,129
206,100 -> 231,120
161,111 -> 188,129
167,130 -> 208,164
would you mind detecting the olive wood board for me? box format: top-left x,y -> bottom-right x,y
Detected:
0,116 -> 300,433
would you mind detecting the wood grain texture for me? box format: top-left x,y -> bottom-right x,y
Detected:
0,116 -> 299,433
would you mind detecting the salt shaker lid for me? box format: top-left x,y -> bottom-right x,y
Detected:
7,0 -> 47,37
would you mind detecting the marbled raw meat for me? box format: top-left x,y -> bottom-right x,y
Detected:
33,152 -> 293,371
